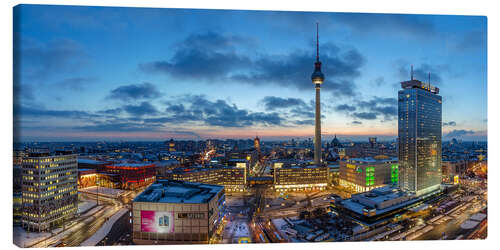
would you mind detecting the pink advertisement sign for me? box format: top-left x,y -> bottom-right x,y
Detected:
141,210 -> 175,233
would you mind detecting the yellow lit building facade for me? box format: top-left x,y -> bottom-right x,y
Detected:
339,157 -> 398,193
167,164 -> 247,192
273,165 -> 328,192
21,152 -> 78,231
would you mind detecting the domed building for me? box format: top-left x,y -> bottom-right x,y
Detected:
331,134 -> 341,148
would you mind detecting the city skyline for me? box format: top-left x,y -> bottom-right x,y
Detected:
14,5 -> 487,142
12,5 -> 488,246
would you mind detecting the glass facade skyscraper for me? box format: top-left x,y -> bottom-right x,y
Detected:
398,78 -> 442,196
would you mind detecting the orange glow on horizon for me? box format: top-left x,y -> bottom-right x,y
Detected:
20,126 -> 400,140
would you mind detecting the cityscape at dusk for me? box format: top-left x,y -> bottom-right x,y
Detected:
12,4 -> 487,248
14,5 -> 486,142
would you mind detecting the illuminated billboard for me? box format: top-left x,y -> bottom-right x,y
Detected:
141,210 -> 175,233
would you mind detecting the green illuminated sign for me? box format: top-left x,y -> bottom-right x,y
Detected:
365,166 -> 375,186
391,164 -> 398,184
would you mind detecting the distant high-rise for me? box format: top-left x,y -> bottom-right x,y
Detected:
254,136 -> 261,151
311,23 -> 324,166
398,66 -> 442,196
167,138 -> 175,152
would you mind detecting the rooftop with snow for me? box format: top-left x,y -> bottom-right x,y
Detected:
133,179 -> 224,204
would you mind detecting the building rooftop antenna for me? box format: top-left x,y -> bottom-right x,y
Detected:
428,72 -> 431,88
411,65 -> 414,80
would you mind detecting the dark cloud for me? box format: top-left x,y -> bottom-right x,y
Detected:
97,108 -> 123,115
260,96 -> 316,120
74,122 -> 163,132
194,96 -> 282,127
351,121 -> 362,125
140,32 -> 364,97
123,101 -> 158,117
155,95 -> 286,128
261,96 -> 307,110
352,112 -> 377,120
232,44 -> 363,97
445,129 -> 476,138
335,96 -> 397,121
108,82 -> 162,101
290,107 -> 316,119
443,121 -> 457,126
335,104 -> 356,112
14,104 -> 97,120
294,119 -> 314,125
139,32 -> 251,80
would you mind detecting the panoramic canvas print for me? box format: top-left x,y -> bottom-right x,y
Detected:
12,4 -> 487,247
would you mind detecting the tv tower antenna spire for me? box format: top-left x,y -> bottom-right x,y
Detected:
316,22 -> 319,62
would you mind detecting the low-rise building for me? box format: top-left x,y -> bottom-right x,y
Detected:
132,180 -> 225,244
339,157 -> 398,193
442,159 -> 467,183
334,186 -> 419,225
164,164 -> 247,192
104,163 -> 156,189
77,168 -> 97,188
274,165 -> 328,192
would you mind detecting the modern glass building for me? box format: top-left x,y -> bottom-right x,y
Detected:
398,75 -> 442,196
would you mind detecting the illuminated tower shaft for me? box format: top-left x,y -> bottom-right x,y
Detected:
314,83 -> 321,165
311,23 -> 324,166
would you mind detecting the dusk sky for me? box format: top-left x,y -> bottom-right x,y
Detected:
13,4 -> 487,142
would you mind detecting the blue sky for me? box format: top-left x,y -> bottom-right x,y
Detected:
13,4 -> 487,141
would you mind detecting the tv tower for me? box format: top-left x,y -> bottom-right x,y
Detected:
311,23 -> 325,166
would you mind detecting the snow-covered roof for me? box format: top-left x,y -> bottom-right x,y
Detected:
134,179 -> 224,204
346,157 -> 398,163
78,159 -> 106,165
470,213 -> 487,222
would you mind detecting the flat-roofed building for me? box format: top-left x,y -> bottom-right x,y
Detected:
339,157 -> 398,193
334,186 -> 419,225
274,165 -> 328,192
21,151 -> 78,231
132,180 -> 225,244
105,163 -> 156,190
165,164 -> 247,192
398,73 -> 442,196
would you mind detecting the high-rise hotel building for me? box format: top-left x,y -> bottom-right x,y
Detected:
398,70 -> 442,196
21,150 -> 78,231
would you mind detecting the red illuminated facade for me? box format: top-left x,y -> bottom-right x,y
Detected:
105,163 -> 156,189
